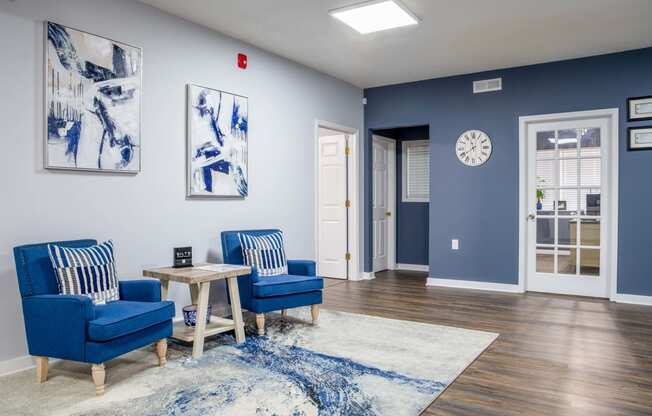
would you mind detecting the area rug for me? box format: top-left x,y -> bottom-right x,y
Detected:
0,309 -> 497,416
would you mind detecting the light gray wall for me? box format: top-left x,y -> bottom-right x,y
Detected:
0,0 -> 363,364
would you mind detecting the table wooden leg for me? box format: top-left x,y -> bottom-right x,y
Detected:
192,281 -> 211,358
160,280 -> 169,301
226,277 -> 246,343
189,283 -> 199,305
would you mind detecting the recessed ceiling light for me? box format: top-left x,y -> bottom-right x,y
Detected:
329,0 -> 420,35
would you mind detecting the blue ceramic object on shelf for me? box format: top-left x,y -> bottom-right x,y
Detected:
182,304 -> 212,327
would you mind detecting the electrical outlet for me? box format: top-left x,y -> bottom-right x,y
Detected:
452,239 -> 459,250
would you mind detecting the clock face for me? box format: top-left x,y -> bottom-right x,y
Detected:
456,130 -> 492,167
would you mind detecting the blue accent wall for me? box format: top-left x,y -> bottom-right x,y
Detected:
364,47 -> 652,296
375,127 -> 429,266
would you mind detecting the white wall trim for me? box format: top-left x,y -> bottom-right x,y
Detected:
351,272 -> 376,281
0,355 -> 35,377
427,277 -> 525,293
611,294 -> 652,306
314,120 -> 360,281
518,108 -> 619,298
396,263 -> 429,272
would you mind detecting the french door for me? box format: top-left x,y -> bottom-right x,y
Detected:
526,115 -> 612,297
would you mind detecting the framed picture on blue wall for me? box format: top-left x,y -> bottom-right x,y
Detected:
628,127 -> 652,151
186,84 -> 249,198
627,96 -> 652,122
45,21 -> 142,173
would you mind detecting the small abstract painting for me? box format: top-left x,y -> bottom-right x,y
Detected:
187,84 -> 248,197
45,22 -> 142,173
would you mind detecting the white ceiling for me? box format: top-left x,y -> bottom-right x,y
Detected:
141,0 -> 652,88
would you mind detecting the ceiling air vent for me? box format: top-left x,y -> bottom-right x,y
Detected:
473,78 -> 502,94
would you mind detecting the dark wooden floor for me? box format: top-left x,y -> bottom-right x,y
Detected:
322,270 -> 652,416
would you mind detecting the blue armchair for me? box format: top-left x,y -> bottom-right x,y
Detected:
13,239 -> 174,395
221,229 -> 323,335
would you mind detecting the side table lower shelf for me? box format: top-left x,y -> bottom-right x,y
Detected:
172,317 -> 238,343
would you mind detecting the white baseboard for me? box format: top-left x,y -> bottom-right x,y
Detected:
350,272 -> 375,281
426,277 -> 524,293
395,263 -> 429,272
610,293 -> 652,306
0,355 -> 35,377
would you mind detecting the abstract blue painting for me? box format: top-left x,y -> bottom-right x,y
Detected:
45,22 -> 142,173
187,84 -> 248,197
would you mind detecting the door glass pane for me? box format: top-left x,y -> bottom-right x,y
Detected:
580,219 -> 600,247
580,128 -> 601,157
536,160 -> 554,190
559,159 -> 578,187
579,249 -> 600,276
557,218 -> 573,246
558,129 -> 578,158
580,158 -> 601,187
536,246 -> 554,273
536,131 -> 555,158
558,247 -> 576,274
558,189 -> 578,214
580,189 -> 601,216
536,218 -> 554,244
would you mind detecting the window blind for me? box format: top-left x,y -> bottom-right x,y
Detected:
402,140 -> 429,202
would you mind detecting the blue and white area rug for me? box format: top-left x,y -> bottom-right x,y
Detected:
0,309 -> 497,416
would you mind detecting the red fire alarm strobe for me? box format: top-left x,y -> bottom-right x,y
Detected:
238,53 -> 247,69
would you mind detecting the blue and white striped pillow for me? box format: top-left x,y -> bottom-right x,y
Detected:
47,240 -> 120,305
238,232 -> 288,277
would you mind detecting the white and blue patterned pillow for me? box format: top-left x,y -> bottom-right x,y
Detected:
238,232 -> 288,277
47,240 -> 120,305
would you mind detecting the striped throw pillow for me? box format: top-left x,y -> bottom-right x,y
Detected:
47,240 -> 120,305
238,232 -> 288,277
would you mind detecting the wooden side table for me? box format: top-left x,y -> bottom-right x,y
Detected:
143,263 -> 251,358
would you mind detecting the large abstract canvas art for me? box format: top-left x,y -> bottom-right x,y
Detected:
187,84 -> 248,197
45,22 -> 141,173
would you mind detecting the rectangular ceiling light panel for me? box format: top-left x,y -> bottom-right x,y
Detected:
330,0 -> 419,35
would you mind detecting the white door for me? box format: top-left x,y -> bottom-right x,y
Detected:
317,134 -> 348,279
526,116 -> 611,297
372,135 -> 396,272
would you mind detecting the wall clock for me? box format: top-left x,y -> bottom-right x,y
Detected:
456,130 -> 492,167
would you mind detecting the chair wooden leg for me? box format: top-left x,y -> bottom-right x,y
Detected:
156,339 -> 167,367
91,364 -> 105,396
35,356 -> 48,383
255,313 -> 265,336
281,309 -> 287,317
311,304 -> 319,325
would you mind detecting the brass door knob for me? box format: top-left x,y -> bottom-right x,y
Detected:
385,212 -> 392,217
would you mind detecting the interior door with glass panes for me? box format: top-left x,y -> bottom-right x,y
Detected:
526,117 -> 609,297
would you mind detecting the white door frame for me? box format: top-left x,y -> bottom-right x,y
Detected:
314,120 -> 360,280
372,135 -> 397,271
518,108 -> 619,298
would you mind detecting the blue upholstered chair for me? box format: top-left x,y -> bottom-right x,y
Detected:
13,239 -> 174,395
221,229 -> 323,335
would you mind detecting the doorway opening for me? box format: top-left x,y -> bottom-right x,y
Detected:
371,125 -> 430,274
315,121 -> 359,280
519,109 -> 619,298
